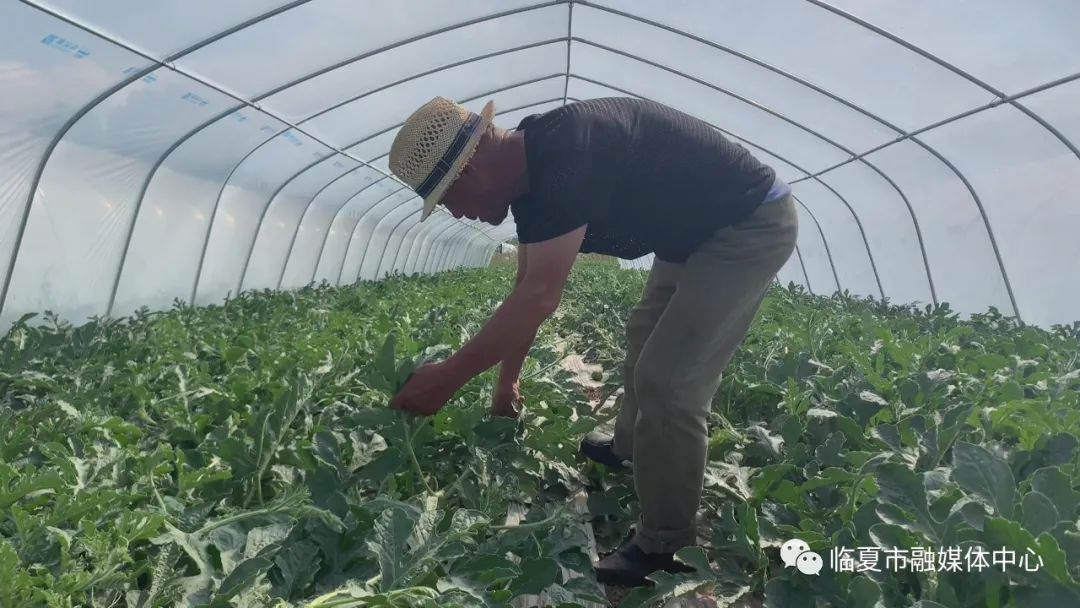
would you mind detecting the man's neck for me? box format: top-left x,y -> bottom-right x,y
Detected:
500,130 -> 530,200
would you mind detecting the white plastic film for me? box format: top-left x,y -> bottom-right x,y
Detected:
822,0 -> 1080,94
0,3 -> 147,328
6,69 -> 237,324
113,107 -> 289,315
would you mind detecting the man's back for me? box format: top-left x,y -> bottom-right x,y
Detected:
510,97 -> 778,262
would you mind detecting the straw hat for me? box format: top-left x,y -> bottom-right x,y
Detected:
389,97 -> 496,221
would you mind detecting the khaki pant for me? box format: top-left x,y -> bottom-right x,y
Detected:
612,196 -> 799,554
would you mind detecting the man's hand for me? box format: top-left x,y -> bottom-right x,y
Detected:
491,380 -> 524,419
390,361 -> 467,417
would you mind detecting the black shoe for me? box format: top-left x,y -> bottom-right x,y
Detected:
594,539 -> 695,587
579,432 -> 631,469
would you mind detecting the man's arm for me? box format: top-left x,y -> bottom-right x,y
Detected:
514,243 -> 528,287
445,227 -> 585,383
497,245 -> 530,389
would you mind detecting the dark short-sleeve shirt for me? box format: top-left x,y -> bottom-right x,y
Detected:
510,97 -> 777,262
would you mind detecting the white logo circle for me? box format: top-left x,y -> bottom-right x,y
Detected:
796,551 -> 824,575
781,538 -> 811,568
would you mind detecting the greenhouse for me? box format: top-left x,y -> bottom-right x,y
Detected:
1,1 -> 1078,607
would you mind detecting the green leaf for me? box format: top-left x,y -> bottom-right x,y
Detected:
376,333 -> 399,387
814,432 -> 847,468
1011,581 -> 1080,605
872,425 -> 903,452
868,522 -> 917,550
211,555 -> 275,606
449,555 -> 521,586
313,431 -> 344,479
764,577 -> 815,608
846,577 -> 884,608
273,540 -> 321,597
207,524 -> 248,573
975,353 -> 1010,371
1032,467 -> 1080,519
510,557 -> 560,596
752,464 -> 795,500
562,575 -> 608,604
952,441 -> 1016,519
746,424 -> 786,461
983,518 -> 1072,584
356,447 -> 406,483
800,468 -> 856,493
873,463 -> 940,542
369,507 -> 415,590
1022,491 -> 1060,537
244,523 -> 292,558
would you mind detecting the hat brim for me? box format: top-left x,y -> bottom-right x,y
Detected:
419,100 -> 496,221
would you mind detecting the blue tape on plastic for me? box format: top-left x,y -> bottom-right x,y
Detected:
232,112 -> 248,123
42,33 -> 89,59
281,131 -> 303,147
181,92 -> 209,108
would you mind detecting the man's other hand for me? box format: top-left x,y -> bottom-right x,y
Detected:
390,361 -> 465,416
491,380 -> 524,418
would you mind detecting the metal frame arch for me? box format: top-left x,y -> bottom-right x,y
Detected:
456,232 -> 498,270
282,173 -> 388,289
437,221 -> 489,273
793,245 -> 815,295
198,75 -> 562,301
234,153 -> 357,293
406,213 -> 462,275
804,0 -> 1080,166
353,201 -> 423,284
14,0 -> 1077,321
393,214 -> 441,276
559,92 -> 842,294
373,208 -> 425,281
276,95 -> 561,290
220,41 -> 570,293
401,213 -> 455,275
294,94 -> 563,284
19,0 -> 455,314
211,78 -> 557,298
566,3 -> 1033,314
119,36 -> 570,309
793,72 -> 1080,183
297,176 -> 392,287
16,0 -> 565,319
792,196 -> 843,295
448,226 -> 501,271
435,225 -> 478,273
427,222 -> 473,274
567,44 -> 910,300
105,101 -> 266,316
442,223 -> 497,272
415,216 -> 466,274
22,2 -> 559,314
333,187 -> 410,286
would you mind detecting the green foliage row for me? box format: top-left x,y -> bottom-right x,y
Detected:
2,261 -> 1079,607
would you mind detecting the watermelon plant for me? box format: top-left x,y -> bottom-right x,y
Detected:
1,260 -> 1078,607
